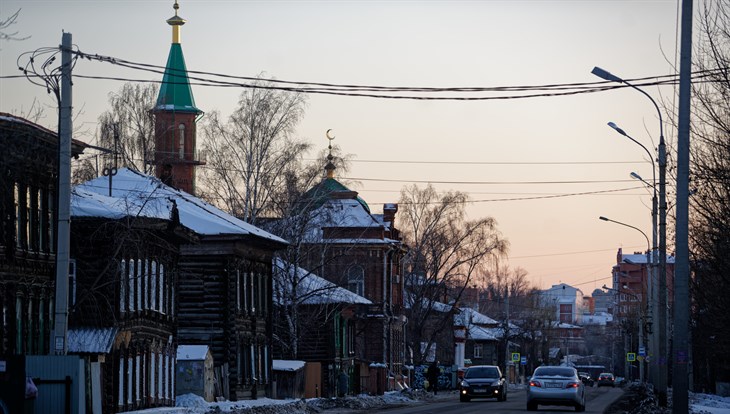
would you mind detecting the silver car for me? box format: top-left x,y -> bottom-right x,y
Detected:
526,366 -> 586,412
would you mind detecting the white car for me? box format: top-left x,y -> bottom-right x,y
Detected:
526,366 -> 586,412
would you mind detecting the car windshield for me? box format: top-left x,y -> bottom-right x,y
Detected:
465,367 -> 500,379
533,367 -> 576,378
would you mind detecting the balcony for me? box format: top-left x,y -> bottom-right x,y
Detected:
149,149 -> 207,166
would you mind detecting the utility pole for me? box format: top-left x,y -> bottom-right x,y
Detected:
504,286 -> 510,383
673,0 -> 693,412
52,32 -> 73,355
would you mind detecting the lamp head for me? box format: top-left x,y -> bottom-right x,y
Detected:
602,284 -> 609,291
607,122 -> 627,137
599,216 -> 609,221
591,66 -> 623,83
630,172 -> 643,181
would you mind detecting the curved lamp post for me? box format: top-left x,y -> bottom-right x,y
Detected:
599,216 -> 649,383
606,121 -> 659,388
593,66 -> 668,406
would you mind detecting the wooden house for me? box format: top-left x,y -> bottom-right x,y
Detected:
74,168 -> 287,403
0,113 -> 85,356
272,259 -> 371,397
70,168 -> 197,412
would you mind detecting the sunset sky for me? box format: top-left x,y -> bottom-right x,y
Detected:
0,0 -> 684,292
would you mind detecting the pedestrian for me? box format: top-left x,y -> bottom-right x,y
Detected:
427,360 -> 440,395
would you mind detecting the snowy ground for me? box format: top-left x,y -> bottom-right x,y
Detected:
690,392 -> 730,414
119,386 -> 730,414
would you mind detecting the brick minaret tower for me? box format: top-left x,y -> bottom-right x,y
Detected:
153,0 -> 204,195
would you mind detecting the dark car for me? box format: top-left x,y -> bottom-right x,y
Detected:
527,366 -> 586,412
597,372 -> 615,387
578,372 -> 594,386
459,365 -> 507,402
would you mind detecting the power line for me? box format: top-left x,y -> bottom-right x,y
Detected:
322,159 -> 649,166
344,177 -> 637,185
44,49 -> 730,101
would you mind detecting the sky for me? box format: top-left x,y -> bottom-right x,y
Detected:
0,0 -> 686,291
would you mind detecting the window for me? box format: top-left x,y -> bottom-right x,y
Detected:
559,303 -> 573,323
120,260 -> 127,314
178,123 -> 185,158
347,265 -> 364,297
473,343 -> 483,359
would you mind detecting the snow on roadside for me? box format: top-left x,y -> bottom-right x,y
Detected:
690,391 -> 730,414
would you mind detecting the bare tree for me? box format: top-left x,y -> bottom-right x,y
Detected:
200,79 -> 308,225
398,184 -> 508,364
0,9 -> 29,46
96,83 -> 159,174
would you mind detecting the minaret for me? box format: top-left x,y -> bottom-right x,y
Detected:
153,0 -> 204,195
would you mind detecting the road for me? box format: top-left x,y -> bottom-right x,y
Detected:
327,386 -> 624,414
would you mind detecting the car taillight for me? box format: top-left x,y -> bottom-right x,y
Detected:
566,382 -> 580,388
529,380 -> 541,387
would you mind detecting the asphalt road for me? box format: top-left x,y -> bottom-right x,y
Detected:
328,385 -> 624,414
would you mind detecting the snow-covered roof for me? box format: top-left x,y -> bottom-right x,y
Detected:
273,258 -> 371,305
458,307 -> 499,326
73,168 -> 286,244
554,321 -> 583,329
272,360 -> 306,372
67,327 -> 118,354
468,325 -> 501,341
302,199 -> 384,242
621,253 -> 676,264
177,345 -> 211,361
405,294 -> 455,313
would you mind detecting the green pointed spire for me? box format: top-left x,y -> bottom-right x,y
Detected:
155,1 -> 201,113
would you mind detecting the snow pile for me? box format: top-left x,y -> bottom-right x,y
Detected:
691,392 -> 730,414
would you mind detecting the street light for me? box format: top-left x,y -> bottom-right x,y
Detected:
602,284 -> 646,383
592,66 -> 668,407
598,215 -> 649,383
606,121 -> 659,389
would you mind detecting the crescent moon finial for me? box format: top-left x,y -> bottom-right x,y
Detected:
326,129 -> 335,141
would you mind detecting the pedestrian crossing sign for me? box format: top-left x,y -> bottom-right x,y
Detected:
512,352 -> 520,362
627,352 -> 636,362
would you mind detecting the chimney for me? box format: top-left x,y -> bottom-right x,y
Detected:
383,203 -> 398,225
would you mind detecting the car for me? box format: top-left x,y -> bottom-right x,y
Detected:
458,365 -> 507,402
526,366 -> 586,412
597,372 -> 616,387
578,372 -> 594,386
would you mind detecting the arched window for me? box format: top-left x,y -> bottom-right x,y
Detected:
347,266 -> 364,297
178,123 -> 185,158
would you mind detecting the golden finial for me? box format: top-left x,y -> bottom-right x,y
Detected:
167,0 -> 186,44
325,129 -> 336,178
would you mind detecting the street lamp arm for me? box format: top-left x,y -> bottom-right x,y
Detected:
608,122 -> 657,188
598,216 -> 651,254
592,66 -> 664,142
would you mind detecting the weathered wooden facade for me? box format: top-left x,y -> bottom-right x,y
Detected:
74,168 -> 287,402
70,171 -> 198,413
177,233 -> 285,400
271,260 -> 371,397
0,113 -> 85,356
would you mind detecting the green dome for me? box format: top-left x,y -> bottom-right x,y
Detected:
302,177 -> 370,213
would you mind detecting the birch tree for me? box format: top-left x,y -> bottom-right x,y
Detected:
398,184 -> 508,364
96,83 -> 159,174
200,79 -> 308,225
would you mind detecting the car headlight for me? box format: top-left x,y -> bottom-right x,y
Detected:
493,381 -> 502,386
460,380 -> 469,388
